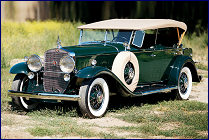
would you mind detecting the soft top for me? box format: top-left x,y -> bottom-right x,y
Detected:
78,19 -> 187,31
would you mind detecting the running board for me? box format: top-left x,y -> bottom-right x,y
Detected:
133,86 -> 177,96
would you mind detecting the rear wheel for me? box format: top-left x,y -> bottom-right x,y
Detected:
12,74 -> 38,111
78,78 -> 109,118
173,67 -> 192,100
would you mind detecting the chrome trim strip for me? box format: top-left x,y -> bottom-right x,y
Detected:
40,71 -> 68,74
8,90 -> 80,101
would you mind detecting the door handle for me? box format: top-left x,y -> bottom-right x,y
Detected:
150,54 -> 156,57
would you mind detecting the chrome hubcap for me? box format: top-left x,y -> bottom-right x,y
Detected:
90,84 -> 104,110
124,62 -> 135,85
179,72 -> 188,94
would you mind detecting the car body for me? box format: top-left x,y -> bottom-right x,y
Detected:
9,19 -> 202,118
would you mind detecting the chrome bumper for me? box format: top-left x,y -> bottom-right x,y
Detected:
8,90 -> 80,101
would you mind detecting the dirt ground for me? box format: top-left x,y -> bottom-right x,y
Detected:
1,70 -> 208,139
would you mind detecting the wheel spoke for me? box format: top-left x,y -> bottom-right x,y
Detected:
179,72 -> 188,94
89,84 -> 104,110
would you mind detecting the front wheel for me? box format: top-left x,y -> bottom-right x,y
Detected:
11,74 -> 38,111
173,67 -> 192,100
78,78 -> 109,118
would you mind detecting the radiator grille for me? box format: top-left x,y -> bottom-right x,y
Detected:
43,49 -> 69,93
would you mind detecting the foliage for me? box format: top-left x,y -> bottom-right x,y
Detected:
1,21 -> 82,68
182,31 -> 208,70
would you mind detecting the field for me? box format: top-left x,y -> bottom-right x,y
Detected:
1,21 -> 208,139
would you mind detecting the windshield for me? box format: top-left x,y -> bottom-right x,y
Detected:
79,29 -> 132,44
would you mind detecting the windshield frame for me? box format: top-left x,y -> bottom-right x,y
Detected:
78,29 -> 133,47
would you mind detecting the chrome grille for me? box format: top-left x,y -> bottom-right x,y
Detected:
43,49 -> 68,93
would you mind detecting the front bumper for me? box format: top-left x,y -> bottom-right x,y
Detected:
8,90 -> 80,101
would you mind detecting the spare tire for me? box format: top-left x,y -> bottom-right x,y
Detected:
112,51 -> 139,92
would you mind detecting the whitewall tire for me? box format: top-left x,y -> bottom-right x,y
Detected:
12,74 -> 38,111
175,67 -> 192,100
78,78 -> 109,118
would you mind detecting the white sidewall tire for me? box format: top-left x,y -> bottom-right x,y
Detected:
87,78 -> 109,117
19,77 -> 38,110
177,67 -> 192,100
19,97 -> 38,110
112,51 -> 139,91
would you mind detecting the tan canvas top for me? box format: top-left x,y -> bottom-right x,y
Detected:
78,19 -> 187,31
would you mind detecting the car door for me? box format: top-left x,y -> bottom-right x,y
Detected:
131,30 -> 164,84
154,27 -> 181,82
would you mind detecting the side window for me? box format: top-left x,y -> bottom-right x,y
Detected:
156,28 -> 179,47
140,29 -> 156,49
132,30 -> 145,48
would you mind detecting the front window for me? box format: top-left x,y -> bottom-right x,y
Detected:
79,29 -> 132,45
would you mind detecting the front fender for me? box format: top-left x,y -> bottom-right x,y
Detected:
75,66 -> 134,96
167,55 -> 199,86
75,66 -> 112,78
9,62 -> 30,74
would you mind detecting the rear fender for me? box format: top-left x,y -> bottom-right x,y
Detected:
167,55 -> 200,86
9,62 -> 30,74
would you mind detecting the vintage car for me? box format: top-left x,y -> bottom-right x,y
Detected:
8,19 -> 202,118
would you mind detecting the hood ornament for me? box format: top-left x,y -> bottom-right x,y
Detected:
57,35 -> 62,49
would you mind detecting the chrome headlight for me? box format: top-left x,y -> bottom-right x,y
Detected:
27,54 -> 42,72
60,56 -> 75,73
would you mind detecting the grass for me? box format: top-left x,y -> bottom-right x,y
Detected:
113,100 -> 208,139
27,115 -> 95,137
26,108 -> 120,138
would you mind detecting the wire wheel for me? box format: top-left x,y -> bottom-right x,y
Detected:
179,72 -> 188,94
124,62 -> 135,85
89,84 -> 104,110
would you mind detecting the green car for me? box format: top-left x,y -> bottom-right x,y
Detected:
8,19 -> 202,118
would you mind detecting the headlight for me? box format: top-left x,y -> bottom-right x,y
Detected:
27,54 -> 42,72
60,55 -> 75,73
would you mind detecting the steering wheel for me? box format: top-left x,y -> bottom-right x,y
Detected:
112,36 -> 129,42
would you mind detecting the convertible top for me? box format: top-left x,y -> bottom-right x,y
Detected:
78,19 -> 187,31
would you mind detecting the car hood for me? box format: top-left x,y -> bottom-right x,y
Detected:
62,43 -> 124,56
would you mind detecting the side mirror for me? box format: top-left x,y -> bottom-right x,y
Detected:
132,30 -> 145,48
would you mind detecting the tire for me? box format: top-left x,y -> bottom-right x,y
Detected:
12,74 -> 38,111
173,67 -> 192,100
78,78 -> 109,118
112,51 -> 139,92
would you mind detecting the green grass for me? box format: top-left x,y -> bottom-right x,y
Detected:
1,67 -> 14,111
26,110 -> 120,138
114,100 -> 208,139
27,115 -> 95,137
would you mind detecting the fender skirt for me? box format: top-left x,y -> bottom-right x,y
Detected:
9,62 -> 30,74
